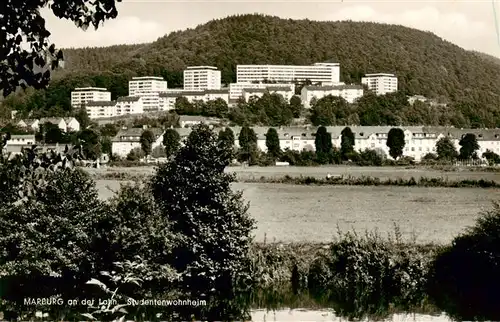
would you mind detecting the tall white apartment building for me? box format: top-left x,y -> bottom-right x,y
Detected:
128,76 -> 168,113
236,63 -> 340,84
361,73 -> 398,95
71,87 -> 111,108
183,66 -> 222,90
128,76 -> 168,96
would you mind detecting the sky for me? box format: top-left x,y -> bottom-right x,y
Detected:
41,0 -> 500,58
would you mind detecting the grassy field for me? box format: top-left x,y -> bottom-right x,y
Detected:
95,180 -> 500,245
87,165 -> 500,182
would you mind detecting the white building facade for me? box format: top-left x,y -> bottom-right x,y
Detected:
236,63 -> 340,84
85,101 -> 117,119
242,85 -> 295,102
183,66 -> 221,91
128,76 -> 168,96
361,73 -> 398,95
301,85 -> 364,108
71,87 -> 111,108
159,89 -> 229,110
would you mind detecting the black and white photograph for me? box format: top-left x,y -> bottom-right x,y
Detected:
1,0 -> 500,320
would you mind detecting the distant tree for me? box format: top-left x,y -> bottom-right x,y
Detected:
238,126 -> 257,152
265,128 -> 281,158
140,130 -> 156,157
74,105 -> 91,130
436,137 -> 458,161
459,133 -> 480,160
238,126 -> 258,163
162,129 -> 181,158
1,0 -> 121,97
99,123 -> 119,137
482,150 -> 500,164
151,124 -> 256,320
289,95 -> 303,118
204,98 -> 229,118
218,127 -> 235,147
127,147 -> 145,161
340,127 -> 355,160
151,145 -> 167,158
386,128 -> 405,160
315,126 -> 332,164
43,123 -> 64,143
315,126 -> 333,154
100,137 -> 112,155
174,97 -> 194,115
78,128 -> 101,160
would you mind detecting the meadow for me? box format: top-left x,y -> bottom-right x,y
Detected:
88,165 -> 500,182
96,180 -> 500,244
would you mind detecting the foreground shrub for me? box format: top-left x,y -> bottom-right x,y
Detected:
150,124 -> 256,320
427,202 -> 500,321
308,228 -> 434,320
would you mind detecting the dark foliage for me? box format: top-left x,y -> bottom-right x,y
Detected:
1,0 -> 121,97
162,129 -> 181,158
150,124 -> 256,320
265,128 -> 281,158
427,203 -> 500,321
458,133 -> 480,160
386,128 -> 405,160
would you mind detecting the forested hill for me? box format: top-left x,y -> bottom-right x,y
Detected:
57,14 -> 500,104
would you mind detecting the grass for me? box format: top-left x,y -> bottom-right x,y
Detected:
241,174 -> 500,188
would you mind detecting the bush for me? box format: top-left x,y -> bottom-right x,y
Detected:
150,124 -> 256,320
427,202 -> 500,321
126,147 -> 145,161
308,229 -> 433,320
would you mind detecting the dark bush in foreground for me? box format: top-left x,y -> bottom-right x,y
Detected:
427,203 -> 500,321
308,229 -> 436,320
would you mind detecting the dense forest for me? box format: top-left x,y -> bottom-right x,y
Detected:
1,14 -> 499,125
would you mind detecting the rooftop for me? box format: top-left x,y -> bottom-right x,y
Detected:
111,127 -> 164,142
73,87 -> 109,92
185,66 -> 219,70
85,100 -> 116,106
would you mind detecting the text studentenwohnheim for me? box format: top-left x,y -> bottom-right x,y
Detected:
127,299 -> 207,306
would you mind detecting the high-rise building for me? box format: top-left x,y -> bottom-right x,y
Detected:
236,63 -> 340,84
71,87 -> 111,108
361,73 -> 398,95
128,76 -> 168,112
183,66 -> 221,90
128,76 -> 168,96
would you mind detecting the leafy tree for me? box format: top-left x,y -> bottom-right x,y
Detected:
43,123 -> 64,143
340,127 -> 355,160
238,125 -> 257,152
204,98 -> 229,118
0,145 -> 110,311
77,128 -> 101,160
150,124 -> 256,320
140,130 -> 155,157
151,145 -> 167,158
99,123 -> 119,137
314,126 -> 333,164
265,127 -> 281,158
126,147 -> 145,161
459,133 -> 480,160
314,126 -> 333,154
174,97 -> 195,115
386,128 -> 405,160
482,150 -> 500,165
436,137 -> 458,161
100,137 -> 112,155
162,129 -> 181,158
1,0 -> 121,97
218,127 -> 235,148
289,95 -> 303,118
427,203 -> 500,321
74,105 -> 91,130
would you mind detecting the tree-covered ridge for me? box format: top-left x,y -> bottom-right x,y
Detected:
58,14 -> 500,103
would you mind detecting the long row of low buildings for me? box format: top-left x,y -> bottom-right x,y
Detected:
71,63 -> 399,119
109,125 -> 500,162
